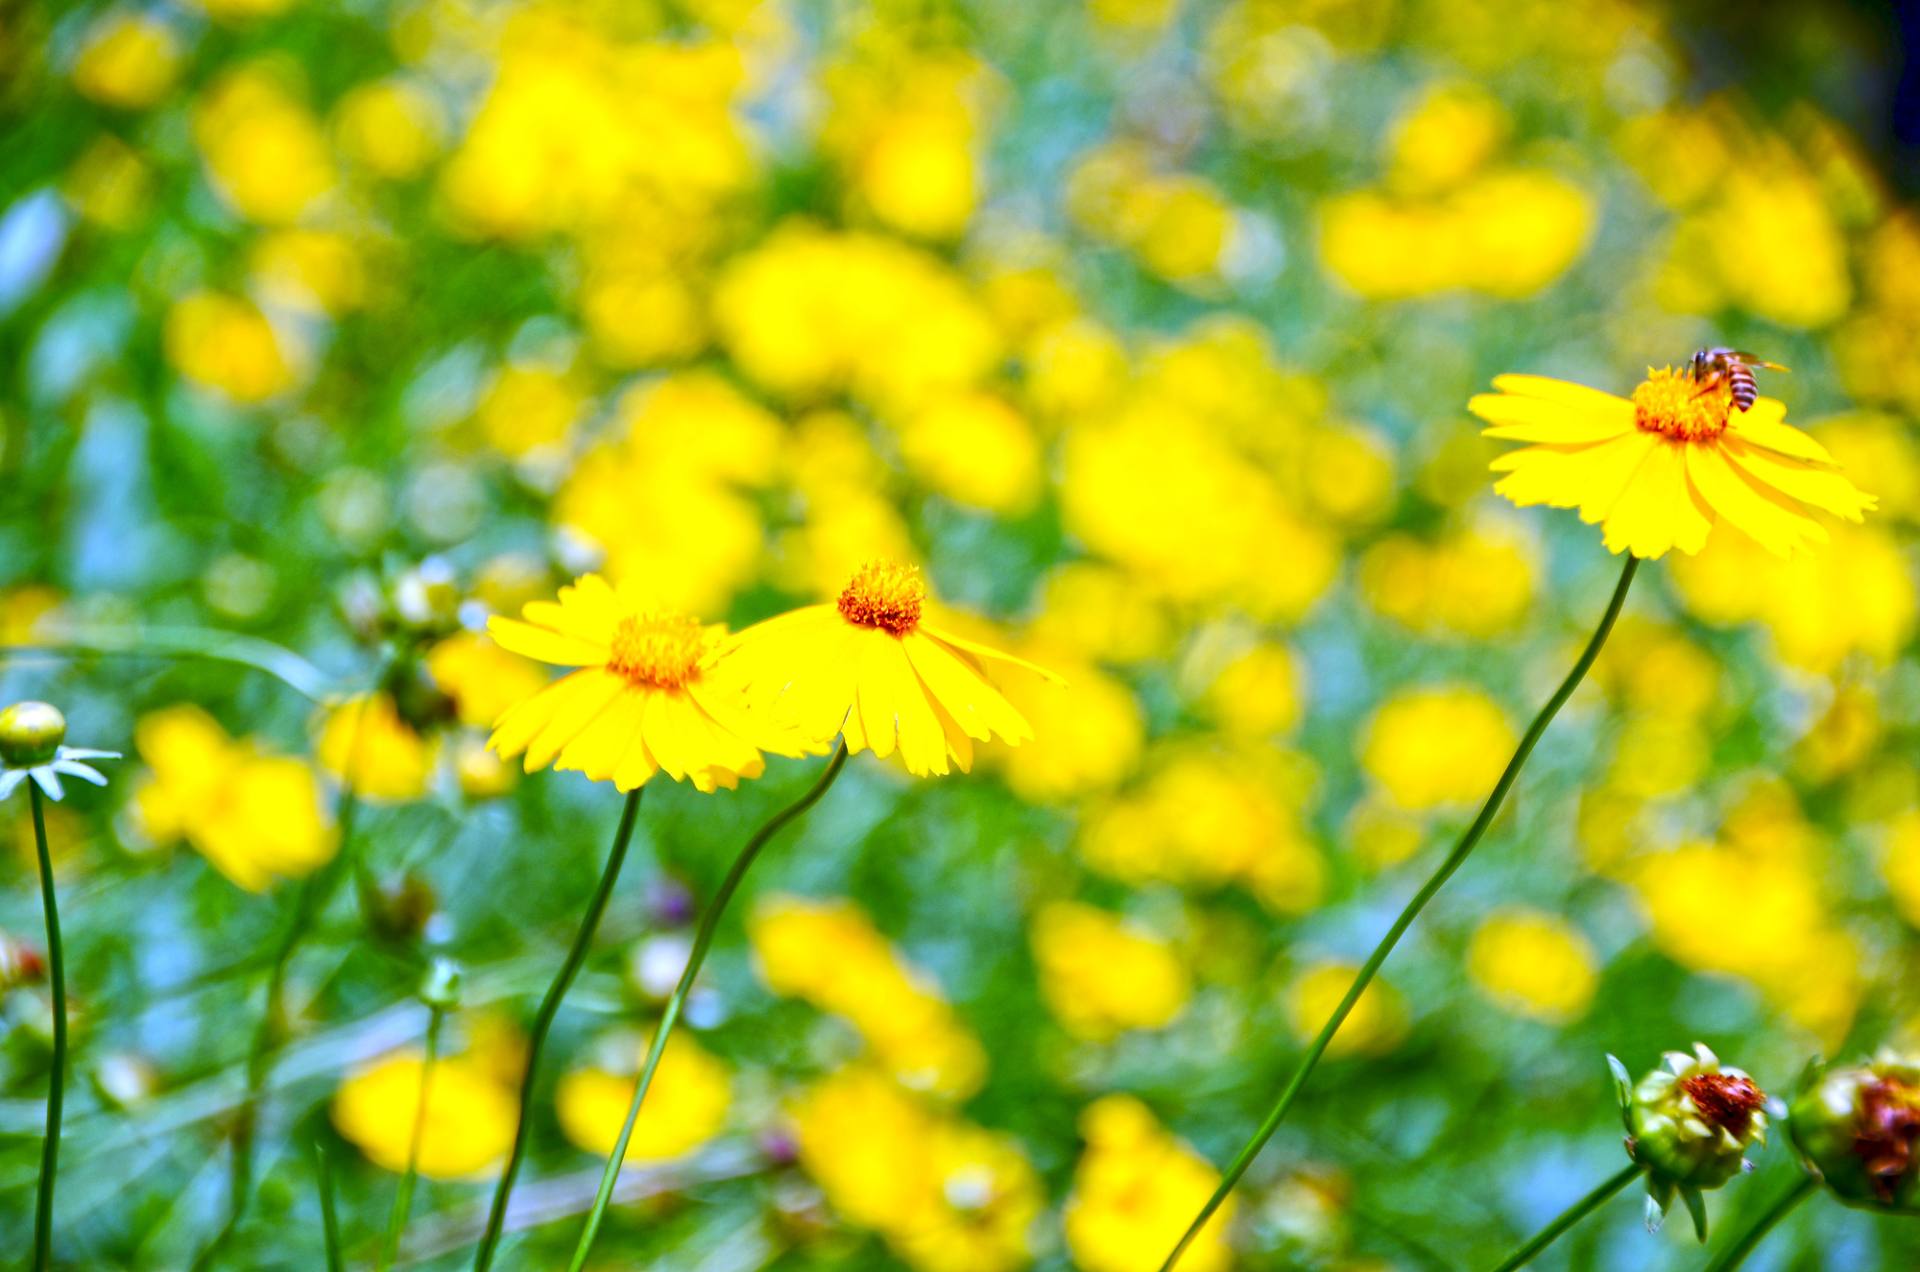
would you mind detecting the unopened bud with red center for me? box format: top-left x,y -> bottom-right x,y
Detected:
1610,1043 -> 1768,1238
1788,1050 -> 1920,1213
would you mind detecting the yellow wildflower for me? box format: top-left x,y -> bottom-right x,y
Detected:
1471,369 -> 1875,559
1465,909 -> 1599,1024
72,13 -> 180,110
1064,1095 -> 1234,1272
1032,902 -> 1189,1041
727,561 -> 1055,777
316,694 -> 433,803
556,1033 -> 730,1164
1287,962 -> 1407,1058
165,292 -> 297,404
191,66 -> 335,225
131,705 -> 333,893
331,1050 -> 517,1179
425,632 -> 548,729
1360,685 -> 1514,811
487,575 -> 811,793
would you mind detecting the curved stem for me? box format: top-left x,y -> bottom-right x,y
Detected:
29,783 -> 64,1272
566,744 -> 849,1272
0,628 -> 334,703
1700,1175 -> 1816,1272
472,787 -> 645,1272
1158,554 -> 1639,1272
379,1002 -> 448,1271
1489,1163 -> 1640,1272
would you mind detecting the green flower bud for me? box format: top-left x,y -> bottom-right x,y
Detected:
0,702 -> 66,767
1610,1043 -> 1768,1238
1787,1051 -> 1920,1213
420,956 -> 463,1013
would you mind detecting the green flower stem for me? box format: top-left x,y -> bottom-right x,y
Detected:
315,1135 -> 345,1272
1159,554 -> 1639,1272
1,627 -> 334,703
1700,1175 -> 1817,1272
28,783 -> 65,1272
566,742 -> 850,1272
378,1000 -> 449,1272
472,786 -> 645,1272
1489,1163 -> 1640,1272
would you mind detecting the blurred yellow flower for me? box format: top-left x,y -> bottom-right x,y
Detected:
1465,909 -> 1599,1024
790,1066 -> 1039,1272
1026,562 -> 1172,665
728,561 -> 1054,777
1472,371 -> 1875,559
472,362 -> 583,460
556,1033 -> 730,1164
1360,685 -> 1513,811
1080,746 -> 1325,912
332,78 -> 445,180
1064,1095 -> 1233,1272
192,65 -> 335,224
897,393 -> 1043,515
985,650 -> 1143,803
1032,901 -> 1188,1041
751,894 -> 986,1099
316,693 -> 433,803
63,135 -> 153,229
1287,962 -> 1407,1058
250,230 -> 365,316
487,574 -> 809,793
1668,522 -> 1915,673
1192,641 -> 1304,739
165,292 -> 298,404
1386,82 -> 1507,195
424,632 -> 549,730
1883,811 -> 1920,929
72,13 -> 181,110
132,705 -> 333,893
331,1050 -> 517,1179
1357,523 -> 1537,639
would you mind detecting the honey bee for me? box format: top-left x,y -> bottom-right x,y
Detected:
1688,347 -> 1788,413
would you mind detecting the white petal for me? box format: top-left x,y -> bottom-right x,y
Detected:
52,761 -> 108,786
57,748 -> 119,762
0,771 -> 24,801
30,768 -> 63,801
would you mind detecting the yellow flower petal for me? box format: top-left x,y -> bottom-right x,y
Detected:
554,688 -> 647,785
520,574 -> 623,643
1683,443 -> 1827,558
1468,393 -> 1635,444
1725,407 -> 1837,466
877,637 -> 949,776
919,621 -> 1063,683
904,631 -> 1033,746
487,616 -> 610,667
522,669 -> 626,772
1489,374 -> 1635,415
1490,430 -> 1659,515
1723,439 -> 1876,522
853,630 -> 899,761
1601,440 -> 1709,559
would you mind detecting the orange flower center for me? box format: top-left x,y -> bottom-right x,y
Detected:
1632,367 -> 1732,441
607,612 -> 710,688
837,560 -> 925,634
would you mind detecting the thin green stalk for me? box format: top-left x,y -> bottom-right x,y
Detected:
472,787 -> 646,1272
0,628 -> 334,703
1159,554 -> 1639,1272
1700,1175 -> 1817,1272
29,783 -> 64,1272
1489,1163 -> 1640,1272
566,744 -> 850,1271
379,1002 -> 449,1271
316,1135 -> 345,1272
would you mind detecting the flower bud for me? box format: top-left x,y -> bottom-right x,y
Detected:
1611,1044 -> 1768,1236
366,873 -> 438,944
0,702 -> 65,767
420,956 -> 463,1013
1787,1051 -> 1920,1213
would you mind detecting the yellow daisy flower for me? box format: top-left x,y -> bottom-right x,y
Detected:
1470,369 -> 1876,559
728,560 -> 1055,777
486,575 -> 808,793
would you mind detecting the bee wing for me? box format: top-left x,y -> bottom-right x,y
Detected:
1727,351 -> 1790,372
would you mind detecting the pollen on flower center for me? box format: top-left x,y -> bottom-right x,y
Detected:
1632,367 -> 1732,442
1681,1072 -> 1765,1139
837,560 -> 926,634
607,612 -> 710,688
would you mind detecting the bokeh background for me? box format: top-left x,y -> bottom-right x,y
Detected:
5,0 -> 1920,1268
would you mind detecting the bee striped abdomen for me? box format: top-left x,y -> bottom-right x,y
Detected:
1728,367 -> 1756,411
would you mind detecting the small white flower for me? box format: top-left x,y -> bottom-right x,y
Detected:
0,702 -> 118,803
